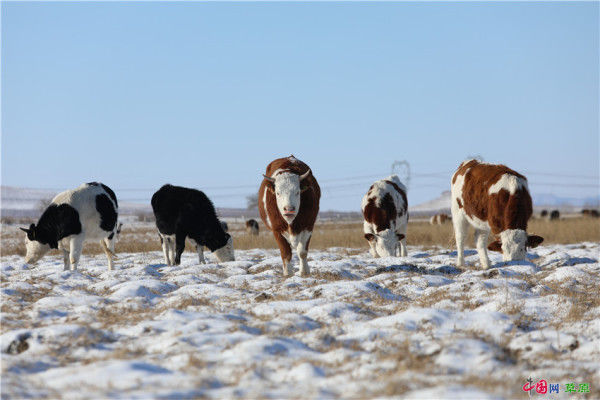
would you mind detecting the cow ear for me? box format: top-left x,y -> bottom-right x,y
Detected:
263,175 -> 275,194
21,224 -> 36,240
487,240 -> 502,252
527,235 -> 544,248
364,233 -> 375,242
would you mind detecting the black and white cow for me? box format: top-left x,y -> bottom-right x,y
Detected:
151,184 -> 235,265
21,182 -> 119,271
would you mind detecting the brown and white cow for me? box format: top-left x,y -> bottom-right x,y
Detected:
258,156 -> 320,276
451,159 -> 543,269
430,213 -> 451,225
362,175 -> 409,257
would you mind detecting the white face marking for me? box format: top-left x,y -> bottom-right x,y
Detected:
373,229 -> 398,257
213,236 -> 235,262
273,171 -> 301,224
24,237 -> 51,264
488,174 -> 527,195
500,229 -> 528,261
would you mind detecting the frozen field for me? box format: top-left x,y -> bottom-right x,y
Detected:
1,243 -> 599,399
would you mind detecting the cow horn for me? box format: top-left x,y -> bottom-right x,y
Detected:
263,174 -> 275,183
20,227 -> 30,234
300,169 -> 311,181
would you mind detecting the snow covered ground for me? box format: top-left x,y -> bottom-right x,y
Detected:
1,243 -> 599,399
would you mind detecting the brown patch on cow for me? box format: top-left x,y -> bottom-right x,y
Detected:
452,159 -> 478,184
454,160 -> 533,235
258,156 -> 321,265
487,240 -> 502,252
363,194 -> 397,232
457,198 -> 463,208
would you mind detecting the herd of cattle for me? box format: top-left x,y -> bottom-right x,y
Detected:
20,156 -> 596,276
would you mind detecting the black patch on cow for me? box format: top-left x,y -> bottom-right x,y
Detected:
96,194 -> 118,232
100,184 -> 118,208
29,204 -> 82,249
151,184 -> 230,262
107,232 -> 114,240
87,182 -> 118,208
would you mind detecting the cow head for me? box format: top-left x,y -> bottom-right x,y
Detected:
264,169 -> 311,224
213,234 -> 235,262
364,228 -> 398,258
20,224 -> 54,264
488,229 -> 544,261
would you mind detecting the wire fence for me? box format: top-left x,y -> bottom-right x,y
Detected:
6,169 -> 598,206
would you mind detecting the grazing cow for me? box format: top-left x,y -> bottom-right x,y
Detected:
258,155 -> 320,276
582,209 -> 600,218
430,213 -> 450,225
21,182 -> 119,271
361,175 -> 408,257
549,210 -> 560,220
220,221 -> 229,233
245,219 -> 259,236
451,160 -> 543,269
151,184 -> 234,265
540,209 -> 548,218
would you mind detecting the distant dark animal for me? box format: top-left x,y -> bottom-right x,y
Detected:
581,209 -> 600,218
245,219 -> 259,236
220,221 -> 229,233
429,213 -> 450,225
451,159 -> 543,269
362,175 -> 408,257
549,210 -> 560,220
151,184 -> 234,265
258,155 -> 320,277
540,210 -> 548,218
21,182 -> 119,271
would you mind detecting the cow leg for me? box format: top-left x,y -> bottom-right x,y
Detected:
296,231 -> 312,277
191,239 -> 205,264
452,214 -> 468,267
62,249 -> 71,271
102,236 -> 116,271
399,236 -> 408,257
474,229 -> 491,269
274,232 -> 293,277
69,235 -> 84,271
159,235 -> 169,265
174,232 -> 186,265
169,238 -> 177,265
101,239 -> 113,271
197,244 -> 205,264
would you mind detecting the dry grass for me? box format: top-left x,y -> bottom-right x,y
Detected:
1,216 -> 598,257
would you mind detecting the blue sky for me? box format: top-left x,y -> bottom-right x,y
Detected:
2,2 -> 598,211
